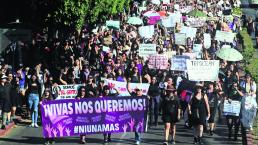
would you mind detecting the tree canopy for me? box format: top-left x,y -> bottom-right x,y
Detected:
51,0 -> 131,30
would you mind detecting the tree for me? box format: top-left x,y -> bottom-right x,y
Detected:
52,0 -> 131,31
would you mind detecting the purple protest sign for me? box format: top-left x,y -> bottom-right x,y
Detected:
41,96 -> 148,138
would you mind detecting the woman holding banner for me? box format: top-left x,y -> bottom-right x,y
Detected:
127,84 -> 146,145
162,87 -> 181,145
188,84 -> 210,145
101,85 -> 113,144
76,86 -> 87,144
40,89 -> 54,145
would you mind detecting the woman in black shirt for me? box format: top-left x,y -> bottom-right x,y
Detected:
226,81 -> 244,141
76,86 -> 87,144
162,88 -> 181,145
27,74 -> 41,128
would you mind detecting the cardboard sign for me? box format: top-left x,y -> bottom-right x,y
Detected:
102,46 -> 110,52
130,83 -> 150,96
162,16 -> 174,28
139,25 -> 155,38
164,51 -> 177,58
203,33 -> 211,49
186,60 -> 220,81
139,44 -> 157,59
193,44 -> 203,59
104,79 -> 130,96
148,54 -> 168,69
171,55 -> 190,71
175,33 -> 186,45
106,20 -> 120,29
223,100 -> 241,116
180,26 -> 197,40
52,85 -> 82,100
182,53 -> 197,60
162,13 -> 182,27
104,79 -> 150,96
215,30 -> 236,43
186,18 -> 206,27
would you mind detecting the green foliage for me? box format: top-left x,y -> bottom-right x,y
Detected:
245,58 -> 258,82
53,0 -> 89,30
239,28 -> 256,62
254,116 -> 258,145
239,28 -> 258,82
53,0 -> 131,30
232,7 -> 242,17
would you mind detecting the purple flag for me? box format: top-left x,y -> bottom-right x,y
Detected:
41,96 -> 148,138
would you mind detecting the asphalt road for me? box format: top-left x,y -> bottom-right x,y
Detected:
0,116 -> 242,145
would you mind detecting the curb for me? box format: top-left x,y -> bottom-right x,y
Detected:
0,122 -> 15,137
0,116 -> 22,137
246,131 -> 254,145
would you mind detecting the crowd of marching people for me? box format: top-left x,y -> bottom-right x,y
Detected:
0,0 -> 257,145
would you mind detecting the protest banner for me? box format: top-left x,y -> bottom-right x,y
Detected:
175,33 -> 186,45
186,60 -> 220,81
171,55 -> 190,71
139,25 -> 154,38
139,44 -> 157,59
106,20 -> 120,29
223,100 -> 241,116
148,54 -> 168,69
41,96 -> 148,138
182,53 -> 196,60
130,83 -> 150,96
180,26 -> 197,40
104,79 -> 130,96
52,85 -> 82,100
193,44 -> 203,59
215,30 -> 236,43
203,33 -> 211,49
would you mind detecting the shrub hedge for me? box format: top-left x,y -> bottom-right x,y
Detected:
239,28 -> 258,82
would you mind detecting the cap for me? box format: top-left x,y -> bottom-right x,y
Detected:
135,85 -> 142,91
1,75 -> 7,80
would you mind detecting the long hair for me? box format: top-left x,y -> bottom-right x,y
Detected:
77,86 -> 86,98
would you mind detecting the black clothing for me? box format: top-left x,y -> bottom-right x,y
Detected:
207,91 -> 218,108
10,82 -> 20,107
0,83 -> 12,112
59,48 -> 73,67
190,94 -> 207,126
162,96 -> 181,123
162,97 -> 181,123
148,83 -> 160,97
27,80 -> 41,95
85,83 -> 97,97
131,75 -> 140,83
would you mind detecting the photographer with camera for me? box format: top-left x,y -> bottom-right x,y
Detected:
225,81 -> 244,141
